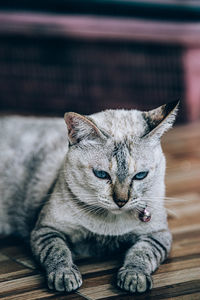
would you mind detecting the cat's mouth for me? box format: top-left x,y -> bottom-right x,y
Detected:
110,203 -> 137,215
110,208 -> 124,215
110,204 -> 151,222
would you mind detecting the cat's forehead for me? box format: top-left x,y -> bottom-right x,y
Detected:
86,133 -> 153,183
90,109 -> 147,141
112,141 -> 132,182
110,139 -> 153,180
86,110 -> 155,181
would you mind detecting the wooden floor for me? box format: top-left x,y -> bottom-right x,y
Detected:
1,121 -> 200,300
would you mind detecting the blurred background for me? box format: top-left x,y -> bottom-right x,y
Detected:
0,0 -> 200,122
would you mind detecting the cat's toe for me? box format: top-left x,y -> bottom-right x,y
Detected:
47,264 -> 82,292
117,266 -> 153,293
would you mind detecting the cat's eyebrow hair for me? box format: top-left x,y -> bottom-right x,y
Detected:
113,142 -> 129,182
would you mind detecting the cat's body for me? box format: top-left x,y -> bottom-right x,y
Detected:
0,102 -> 178,293
0,117 -> 67,237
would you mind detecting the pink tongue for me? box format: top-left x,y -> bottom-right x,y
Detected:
139,208 -> 151,222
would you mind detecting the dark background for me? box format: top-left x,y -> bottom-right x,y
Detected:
0,1 -> 200,122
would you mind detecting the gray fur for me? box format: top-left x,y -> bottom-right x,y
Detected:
0,101 -> 178,294
113,142 -> 129,183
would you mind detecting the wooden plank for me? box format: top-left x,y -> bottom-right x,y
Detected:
0,246 -> 37,270
98,281 -> 200,300
165,293 -> 200,300
0,256 -> 36,283
1,289 -> 85,300
153,267 -> 200,289
79,259 -> 120,277
79,268 -> 200,299
0,274 -> 44,297
0,253 -> 9,262
79,283 -> 126,300
157,256 -> 200,274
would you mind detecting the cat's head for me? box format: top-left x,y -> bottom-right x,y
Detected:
64,101 -> 179,215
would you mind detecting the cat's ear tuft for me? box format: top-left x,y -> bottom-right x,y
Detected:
64,112 -> 105,145
142,100 -> 179,139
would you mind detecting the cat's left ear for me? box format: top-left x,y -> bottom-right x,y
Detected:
142,100 -> 179,139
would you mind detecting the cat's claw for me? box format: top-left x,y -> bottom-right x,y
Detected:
117,266 -> 153,293
47,264 -> 82,292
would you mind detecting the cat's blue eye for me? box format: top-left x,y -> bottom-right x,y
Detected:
133,171 -> 149,180
93,169 -> 111,180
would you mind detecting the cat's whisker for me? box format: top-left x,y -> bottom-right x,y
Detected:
45,191 -> 98,197
70,204 -> 106,218
141,197 -> 187,203
165,208 -> 178,217
45,192 -> 99,200
137,201 -> 178,217
142,196 -> 186,201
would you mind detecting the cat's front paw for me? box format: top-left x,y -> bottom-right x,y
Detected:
47,264 -> 82,292
117,266 -> 153,293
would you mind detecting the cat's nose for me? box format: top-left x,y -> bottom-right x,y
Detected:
115,200 -> 128,208
114,199 -> 128,208
113,182 -> 129,208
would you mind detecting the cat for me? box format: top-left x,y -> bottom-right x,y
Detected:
0,100 -> 179,294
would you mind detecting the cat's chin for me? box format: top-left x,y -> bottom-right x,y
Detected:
110,208 -> 125,215
109,206 -> 136,216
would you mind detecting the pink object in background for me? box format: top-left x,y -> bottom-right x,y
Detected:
184,49 -> 200,122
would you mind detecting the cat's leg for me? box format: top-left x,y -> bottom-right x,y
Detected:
117,230 -> 172,293
30,226 -> 82,292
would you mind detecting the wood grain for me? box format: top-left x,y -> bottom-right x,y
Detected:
0,121 -> 200,299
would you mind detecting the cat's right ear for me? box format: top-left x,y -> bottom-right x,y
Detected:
64,112 -> 106,145
142,100 -> 179,140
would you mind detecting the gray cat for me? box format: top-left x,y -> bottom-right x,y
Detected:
0,101 -> 178,293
